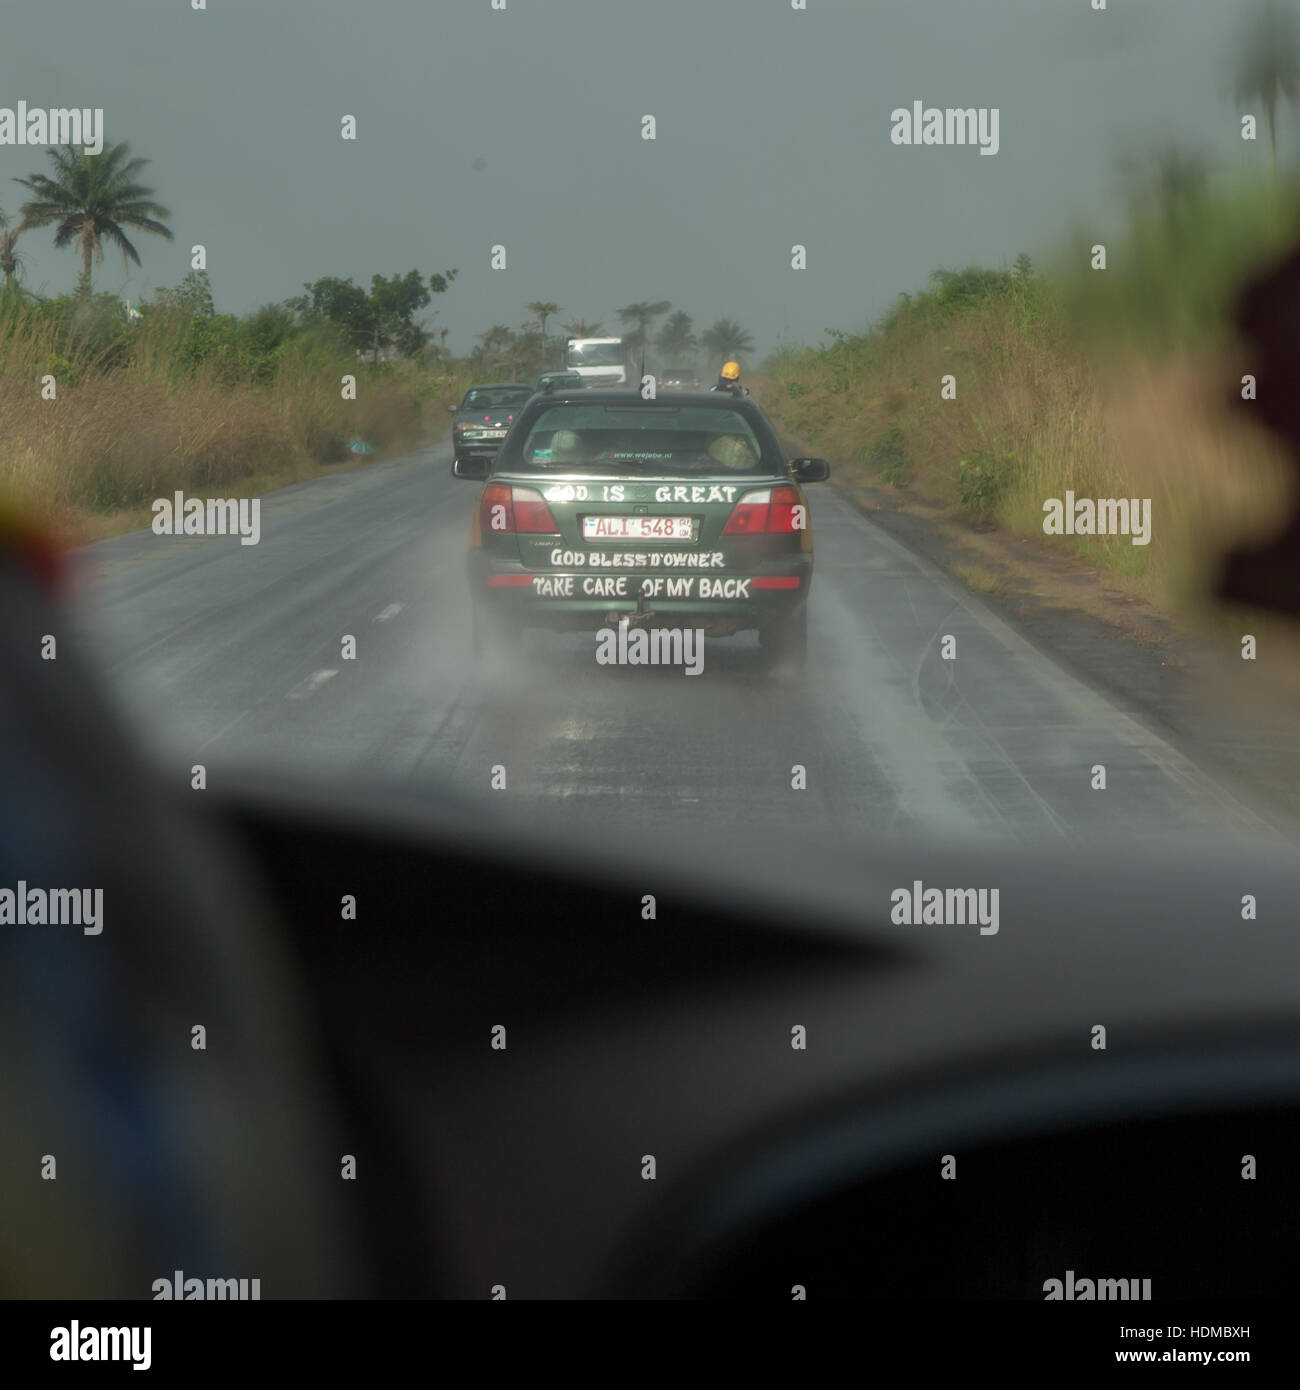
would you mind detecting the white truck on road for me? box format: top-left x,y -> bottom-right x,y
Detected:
565,336 -> 628,388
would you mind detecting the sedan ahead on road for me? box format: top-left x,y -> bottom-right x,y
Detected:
454,388 -> 830,670
448,384 -> 534,474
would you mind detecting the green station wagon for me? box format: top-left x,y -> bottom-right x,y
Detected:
455,389 -> 829,668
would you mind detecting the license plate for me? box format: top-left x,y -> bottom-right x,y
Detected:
582,515 -> 694,540
481,429 -> 508,438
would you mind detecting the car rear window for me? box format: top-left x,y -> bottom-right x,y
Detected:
500,403 -> 780,476
464,388 -> 531,409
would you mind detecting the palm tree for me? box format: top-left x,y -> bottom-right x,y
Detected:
1235,1 -> 1300,179
0,209 -> 25,289
616,300 -> 671,354
655,310 -> 697,362
526,300 -> 559,341
560,317 -> 603,339
15,139 -> 173,299
1155,145 -> 1209,230
515,323 -> 546,377
476,324 -> 515,375
701,317 -> 755,363
526,300 -> 560,369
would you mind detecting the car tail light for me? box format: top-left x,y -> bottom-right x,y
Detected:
512,488 -> 559,533
722,485 -> 801,535
480,484 -> 514,535
751,576 -> 801,589
479,484 -> 559,535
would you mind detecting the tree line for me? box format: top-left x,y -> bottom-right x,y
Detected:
469,303 -> 755,380
3,0 -> 1298,380
0,137 -> 756,384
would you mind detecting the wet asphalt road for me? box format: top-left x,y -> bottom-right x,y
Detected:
65,442 -> 1300,854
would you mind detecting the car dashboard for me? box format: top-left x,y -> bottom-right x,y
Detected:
201,774 -> 1300,1301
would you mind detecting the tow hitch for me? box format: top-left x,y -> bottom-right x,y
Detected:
616,590 -> 657,629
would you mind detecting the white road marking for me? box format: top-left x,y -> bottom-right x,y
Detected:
375,603 -> 405,623
197,710 -> 251,751
287,669 -> 338,700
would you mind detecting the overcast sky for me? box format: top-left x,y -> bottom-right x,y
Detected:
0,0 -> 1280,361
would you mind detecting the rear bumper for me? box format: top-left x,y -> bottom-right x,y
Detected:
454,441 -> 506,460
468,550 -> 812,633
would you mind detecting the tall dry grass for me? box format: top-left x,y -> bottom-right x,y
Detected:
0,293 -> 468,541
761,180 -> 1300,622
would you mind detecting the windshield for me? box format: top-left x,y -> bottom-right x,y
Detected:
14,0 -> 1300,1323
16,1 -> 1300,870
566,342 -> 624,368
499,403 -> 777,475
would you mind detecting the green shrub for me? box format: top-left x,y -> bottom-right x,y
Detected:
957,450 -> 1015,515
862,425 -> 909,485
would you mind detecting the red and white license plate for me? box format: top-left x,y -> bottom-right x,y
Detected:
582,515 -> 693,541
